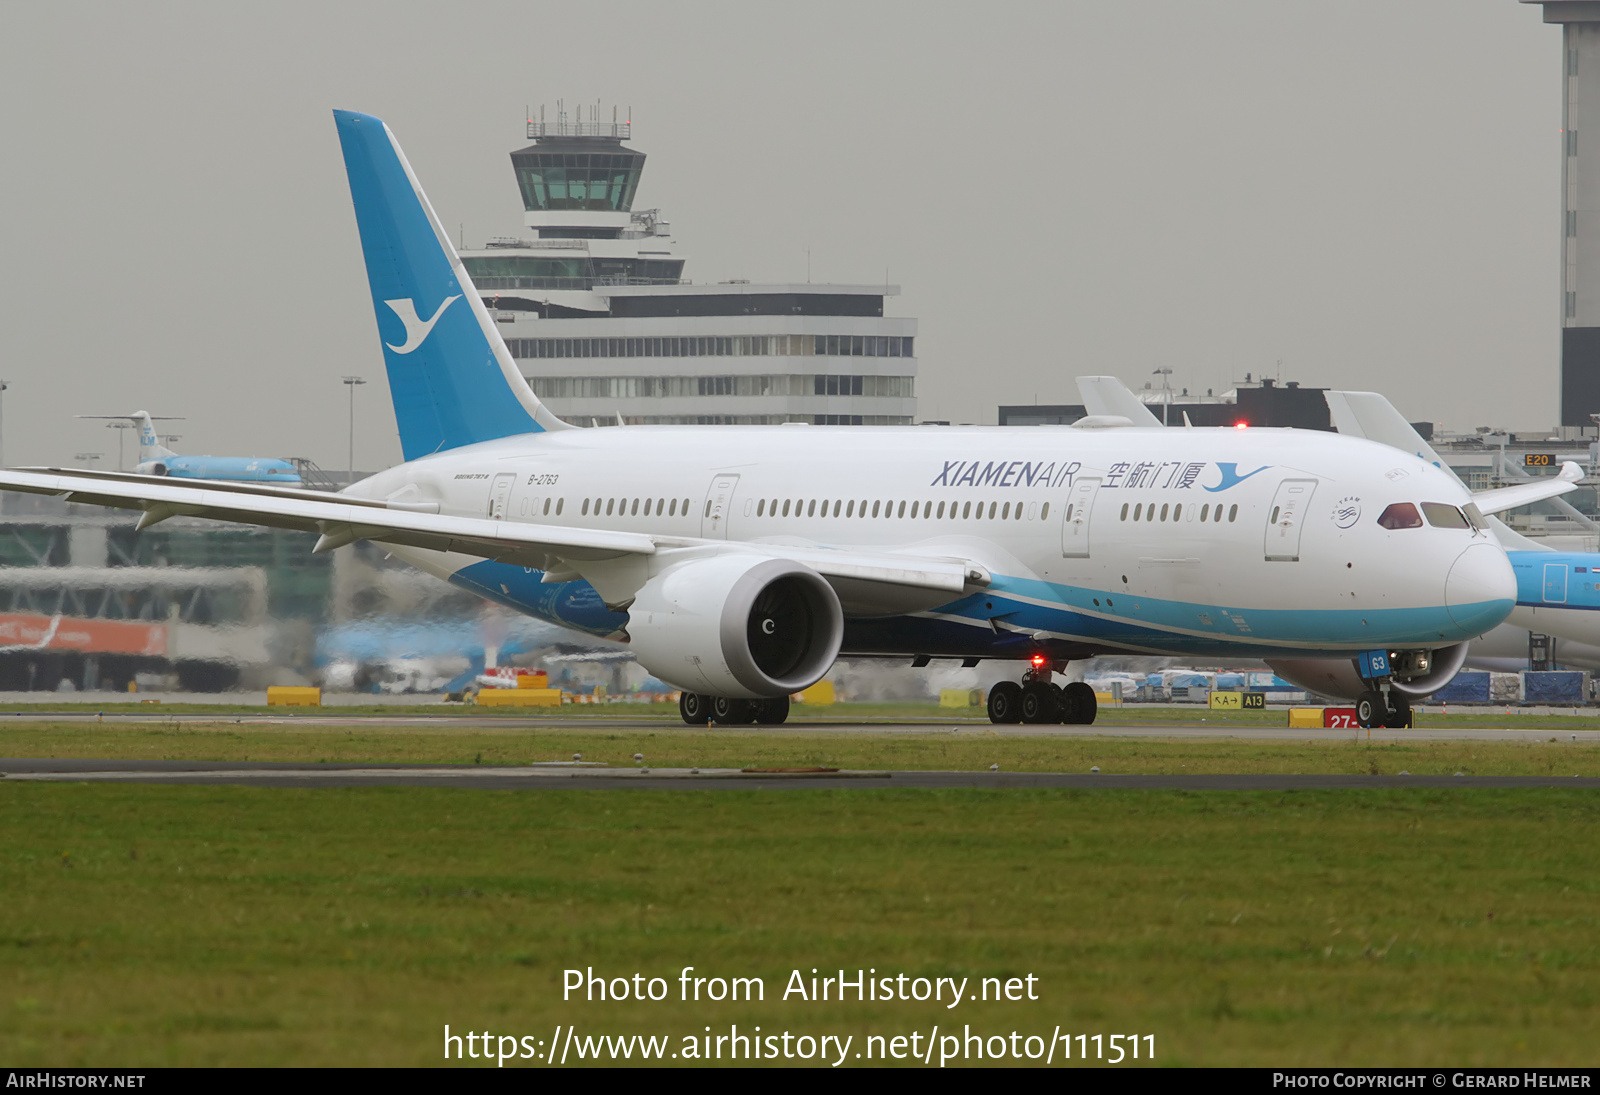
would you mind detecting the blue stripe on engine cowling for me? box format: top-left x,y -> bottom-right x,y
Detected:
334,110 -> 540,461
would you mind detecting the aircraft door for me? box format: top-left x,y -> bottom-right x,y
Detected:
487,472 -> 516,519
1543,563 -> 1569,603
1060,477 -> 1101,558
1264,479 -> 1317,561
701,474 -> 740,538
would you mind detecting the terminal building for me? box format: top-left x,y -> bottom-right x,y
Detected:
456,105 -> 917,426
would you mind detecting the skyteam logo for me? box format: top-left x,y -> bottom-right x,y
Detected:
383,295 -> 461,354
1203,463 -> 1271,492
1333,495 -> 1362,529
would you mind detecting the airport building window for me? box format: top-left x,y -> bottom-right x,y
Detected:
521,373 -> 914,401
509,335 -> 912,360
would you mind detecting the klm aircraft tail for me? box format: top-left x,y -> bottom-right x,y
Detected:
131,411 -> 177,462
334,110 -> 570,461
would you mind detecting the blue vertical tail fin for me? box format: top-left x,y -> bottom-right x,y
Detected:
333,110 -> 569,461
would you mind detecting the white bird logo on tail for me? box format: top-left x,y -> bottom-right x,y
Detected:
383,295 -> 460,354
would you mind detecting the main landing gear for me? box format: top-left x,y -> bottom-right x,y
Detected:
679,692 -> 791,726
987,662 -> 1098,725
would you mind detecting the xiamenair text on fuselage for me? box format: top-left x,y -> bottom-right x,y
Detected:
3,110 -> 1570,729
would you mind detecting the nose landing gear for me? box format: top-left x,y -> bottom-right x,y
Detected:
1354,649 -> 1414,729
988,663 -> 1098,725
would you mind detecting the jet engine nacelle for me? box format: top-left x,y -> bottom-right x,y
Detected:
626,554 -> 844,699
1265,643 -> 1471,702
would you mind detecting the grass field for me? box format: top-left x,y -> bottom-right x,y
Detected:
1,719 -> 1599,776
1,782 -> 1598,1067
4,710 -> 1600,1067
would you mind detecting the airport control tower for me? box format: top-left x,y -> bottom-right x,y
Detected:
1524,1 -> 1600,425
456,103 -> 918,426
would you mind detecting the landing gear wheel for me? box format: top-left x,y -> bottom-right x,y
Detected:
754,696 -> 790,725
679,692 -> 711,725
1385,695 -> 1413,729
711,697 -> 756,725
1355,690 -> 1385,729
987,681 -> 1022,724
1060,681 -> 1099,725
1020,682 -> 1060,724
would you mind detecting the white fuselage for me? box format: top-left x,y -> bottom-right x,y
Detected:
345,422 -> 1515,662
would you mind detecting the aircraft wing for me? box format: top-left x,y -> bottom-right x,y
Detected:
0,467 -> 985,613
1468,462 -> 1585,515
1323,390 -> 1585,518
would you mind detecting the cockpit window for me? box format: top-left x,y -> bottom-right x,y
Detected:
1377,502 -> 1423,530
1421,502 -> 1470,530
1461,502 -> 1489,530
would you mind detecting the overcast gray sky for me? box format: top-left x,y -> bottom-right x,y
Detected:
0,1 -> 1565,470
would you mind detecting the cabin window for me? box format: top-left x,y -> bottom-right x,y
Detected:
935,501 -> 945,518
1422,502 -> 1470,530
757,499 -> 766,516
1160,503 -> 1169,521
808,500 -> 817,517
1121,503 -> 1129,520
607,498 -> 616,516
962,502 -> 972,519
1378,502 -> 1424,530
833,500 -> 842,517
1040,502 -> 1049,520
872,501 -> 881,518
631,498 -> 639,516
1065,504 -> 1074,522
1133,503 -> 1142,520
846,500 -> 855,517
669,498 -> 677,516
1270,506 -> 1280,525
1172,503 -> 1181,520
897,501 -> 906,518
683,498 -> 690,514
1015,504 -> 1023,520
555,498 -> 563,515
1200,503 -> 1209,521
783,500 -> 791,517
1146,505 -> 1155,522
582,499 -> 590,516
1001,502 -> 1010,520
1228,504 -> 1238,522
910,501 -> 919,519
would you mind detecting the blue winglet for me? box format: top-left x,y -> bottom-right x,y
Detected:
334,110 -> 565,461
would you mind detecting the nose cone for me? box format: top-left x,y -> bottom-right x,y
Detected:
1445,543 -> 1517,636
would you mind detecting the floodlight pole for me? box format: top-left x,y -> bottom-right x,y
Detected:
342,376 -> 366,487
